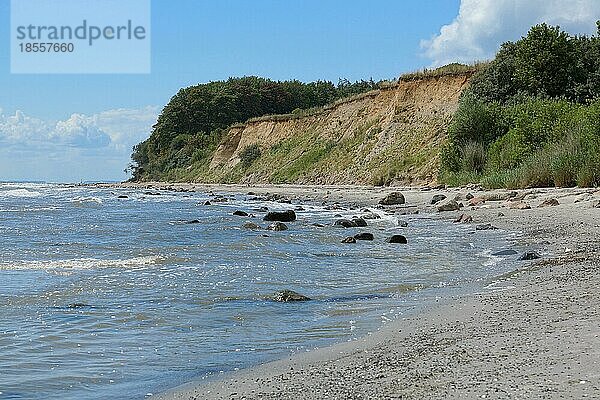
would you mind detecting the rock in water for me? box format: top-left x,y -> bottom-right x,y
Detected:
272,290 -> 311,302
437,199 -> 460,212
243,222 -> 261,230
263,210 -> 297,222
519,252 -> 541,260
453,214 -> 473,223
267,222 -> 288,231
117,195 -> 129,199
386,235 -> 407,244
379,192 -> 405,206
351,217 -> 368,227
361,212 -> 381,220
233,210 -> 249,216
476,223 -> 498,231
334,219 -> 357,228
538,198 -> 559,207
354,232 -> 374,241
184,220 -> 201,224
397,220 -> 409,227
203,201 -> 211,206
341,236 -> 357,244
493,249 -> 518,256
431,194 -> 447,204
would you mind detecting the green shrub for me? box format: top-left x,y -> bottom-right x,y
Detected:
239,144 -> 261,168
460,141 -> 487,173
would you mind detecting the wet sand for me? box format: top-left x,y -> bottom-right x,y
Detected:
103,183 -> 600,399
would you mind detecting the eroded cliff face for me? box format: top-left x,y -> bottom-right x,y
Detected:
205,73 -> 471,185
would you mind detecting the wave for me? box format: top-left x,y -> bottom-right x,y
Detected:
0,189 -> 42,198
0,255 -> 166,271
70,196 -> 103,206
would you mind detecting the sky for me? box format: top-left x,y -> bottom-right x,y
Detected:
0,0 -> 599,183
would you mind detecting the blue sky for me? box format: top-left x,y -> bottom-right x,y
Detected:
1,0 -> 599,182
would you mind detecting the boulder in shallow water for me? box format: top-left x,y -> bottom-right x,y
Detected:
184,220 -> 201,224
351,217 -> 368,227
519,251 -> 541,261
263,210 -> 296,222
233,210 -> 249,216
243,222 -> 261,230
379,192 -> 405,206
493,249 -> 518,256
437,199 -> 460,212
431,194 -> 447,205
67,303 -> 89,309
361,212 -> 381,220
341,236 -> 357,244
267,222 -> 288,231
354,232 -> 374,241
475,223 -> 498,231
203,201 -> 211,206
117,195 -> 129,199
397,220 -> 409,227
386,235 -> 407,244
453,214 -> 473,223
334,219 -> 357,228
272,290 -> 311,302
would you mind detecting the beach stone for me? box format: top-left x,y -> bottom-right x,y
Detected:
454,214 -> 473,223
334,219 -> 357,228
493,249 -> 518,256
594,200 -> 600,208
539,198 -> 559,207
379,192 -> 405,206
361,212 -> 381,220
263,210 -> 296,222
386,235 -> 407,244
352,217 -> 368,227
437,199 -> 460,212
509,201 -> 531,210
476,223 -> 498,231
272,290 -> 311,302
267,222 -> 288,231
431,194 -> 447,204
243,222 -> 261,230
397,220 -> 409,227
483,191 -> 518,201
233,210 -> 248,216
468,197 -> 486,206
341,236 -> 357,244
354,232 -> 374,241
466,193 -> 474,200
519,251 -> 541,261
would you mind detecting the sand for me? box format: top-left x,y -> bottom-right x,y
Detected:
102,183 -> 600,399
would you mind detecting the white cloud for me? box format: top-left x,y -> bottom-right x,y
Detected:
422,0 -> 600,67
0,106 -> 159,181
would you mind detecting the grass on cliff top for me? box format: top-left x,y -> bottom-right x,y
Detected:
399,62 -> 488,82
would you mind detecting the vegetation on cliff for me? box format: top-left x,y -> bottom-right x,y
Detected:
441,22 -> 600,188
129,77 -> 378,180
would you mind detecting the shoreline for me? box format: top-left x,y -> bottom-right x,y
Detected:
104,183 -> 600,399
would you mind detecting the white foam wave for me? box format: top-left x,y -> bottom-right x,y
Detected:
0,255 -> 165,271
71,196 -> 103,205
1,189 -> 42,198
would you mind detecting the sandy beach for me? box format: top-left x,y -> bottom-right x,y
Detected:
102,183 -> 600,399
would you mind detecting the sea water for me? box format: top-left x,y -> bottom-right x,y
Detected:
0,183 -> 515,399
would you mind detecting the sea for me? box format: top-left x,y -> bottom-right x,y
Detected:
0,182 -> 518,399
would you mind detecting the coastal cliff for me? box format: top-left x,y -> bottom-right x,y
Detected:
202,73 -> 472,185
